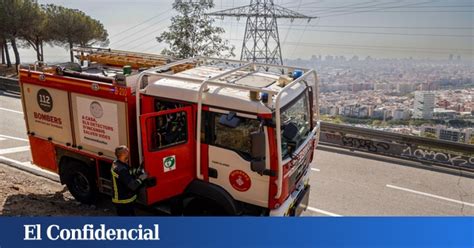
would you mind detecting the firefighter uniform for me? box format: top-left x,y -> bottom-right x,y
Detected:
111,160 -> 143,216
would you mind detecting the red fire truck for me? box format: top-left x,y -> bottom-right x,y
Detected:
19,48 -> 320,216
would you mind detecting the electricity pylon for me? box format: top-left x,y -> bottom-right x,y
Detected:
207,0 -> 314,65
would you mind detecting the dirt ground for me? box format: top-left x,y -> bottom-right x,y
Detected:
0,163 -> 114,216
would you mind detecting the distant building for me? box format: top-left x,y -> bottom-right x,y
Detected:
422,126 -> 473,144
340,104 -> 369,118
392,108 -> 410,120
439,129 -> 462,143
352,83 -> 373,93
374,83 -> 390,92
372,108 -> 388,120
419,82 -> 439,91
413,91 -> 435,119
357,106 -> 369,118
341,105 -> 351,116
438,99 -> 450,109
328,106 -> 339,116
422,126 -> 437,136
368,106 -> 374,117
397,82 -> 413,95
433,108 -> 457,119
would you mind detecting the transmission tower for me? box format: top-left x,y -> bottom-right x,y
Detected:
207,0 -> 314,65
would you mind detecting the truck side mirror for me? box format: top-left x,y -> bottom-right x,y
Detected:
251,131 -> 266,159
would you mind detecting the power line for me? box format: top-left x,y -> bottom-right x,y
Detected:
288,42 -> 473,52
282,42 -> 471,55
292,0 -> 382,15
321,10 -> 474,12
277,28 -> 474,38
316,1 -> 401,16
111,9 -> 171,45
280,4 -> 474,10
281,0 -> 303,47
126,38 -> 158,52
312,0 -> 417,17
142,43 -> 164,53
318,0 -> 441,18
117,21 -> 170,51
227,38 -> 472,54
218,21 -> 473,30
109,8 -> 173,39
278,24 -> 473,30
217,22 -> 473,37
266,0 -> 378,10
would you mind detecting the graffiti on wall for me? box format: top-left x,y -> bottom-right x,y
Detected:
401,146 -> 474,168
341,136 -> 390,153
320,131 -> 474,170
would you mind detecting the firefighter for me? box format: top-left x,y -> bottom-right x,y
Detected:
111,145 -> 147,216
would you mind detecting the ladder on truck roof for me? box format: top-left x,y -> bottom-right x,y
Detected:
73,47 -> 174,69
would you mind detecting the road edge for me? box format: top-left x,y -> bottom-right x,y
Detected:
0,156 -> 59,182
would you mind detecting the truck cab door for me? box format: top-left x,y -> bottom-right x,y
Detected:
140,106 -> 195,205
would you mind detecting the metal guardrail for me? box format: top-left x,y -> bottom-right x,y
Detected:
320,122 -> 474,173
0,77 -> 20,92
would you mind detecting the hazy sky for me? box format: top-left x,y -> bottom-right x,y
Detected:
16,0 -> 474,62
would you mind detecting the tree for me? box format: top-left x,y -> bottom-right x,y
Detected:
371,120 -> 382,126
19,4 -> 49,61
0,42 -> 4,64
0,5 -> 4,65
0,0 -> 40,66
422,132 -> 437,139
2,40 -> 11,67
157,0 -> 234,59
44,4 -> 109,62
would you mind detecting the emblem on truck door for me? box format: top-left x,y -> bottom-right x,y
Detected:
229,170 -> 251,192
163,155 -> 176,172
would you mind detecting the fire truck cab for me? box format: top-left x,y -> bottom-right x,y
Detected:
19,49 -> 320,216
137,57 -> 320,216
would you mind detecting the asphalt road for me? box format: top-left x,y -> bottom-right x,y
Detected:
0,90 -> 30,163
1,89 -> 473,216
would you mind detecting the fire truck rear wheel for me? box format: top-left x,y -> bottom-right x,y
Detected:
182,197 -> 228,216
63,160 -> 98,204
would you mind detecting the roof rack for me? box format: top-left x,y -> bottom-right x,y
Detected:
73,47 -> 174,69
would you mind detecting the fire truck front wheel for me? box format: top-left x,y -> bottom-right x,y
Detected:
62,160 -> 98,204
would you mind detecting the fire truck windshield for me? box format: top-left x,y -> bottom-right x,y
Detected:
280,91 -> 311,159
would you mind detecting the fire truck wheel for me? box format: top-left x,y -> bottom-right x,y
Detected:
63,161 -> 97,204
182,197 -> 228,216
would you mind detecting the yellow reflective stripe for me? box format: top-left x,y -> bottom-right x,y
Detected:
112,195 -> 137,204
111,165 -> 137,204
111,170 -> 119,177
111,168 -> 119,203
